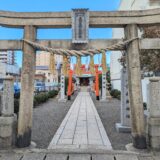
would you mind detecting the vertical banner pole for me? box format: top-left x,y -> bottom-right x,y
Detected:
67,70 -> 73,100
95,66 -> 99,100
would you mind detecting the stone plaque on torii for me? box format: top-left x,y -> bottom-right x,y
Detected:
72,9 -> 89,44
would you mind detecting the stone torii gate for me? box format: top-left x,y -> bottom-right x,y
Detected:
0,9 -> 160,149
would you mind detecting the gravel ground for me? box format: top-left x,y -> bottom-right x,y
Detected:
92,95 -> 132,150
31,93 -> 77,148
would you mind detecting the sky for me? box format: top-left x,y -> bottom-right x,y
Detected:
0,0 -> 120,67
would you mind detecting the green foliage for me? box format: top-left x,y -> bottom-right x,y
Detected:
34,92 -> 49,106
98,74 -> 102,90
47,90 -> 58,98
34,90 -> 58,106
14,90 -> 59,114
110,89 -> 121,100
140,26 -> 160,73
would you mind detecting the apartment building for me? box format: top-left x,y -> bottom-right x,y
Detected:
36,51 -> 62,83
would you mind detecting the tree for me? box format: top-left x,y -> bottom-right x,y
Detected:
140,26 -> 160,74
119,26 -> 160,75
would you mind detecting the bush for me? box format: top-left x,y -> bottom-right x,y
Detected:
34,98 -> 39,107
110,89 -> 121,100
34,92 -> 49,106
34,90 -> 59,107
47,90 -> 58,98
14,90 -> 59,111
98,74 -> 102,90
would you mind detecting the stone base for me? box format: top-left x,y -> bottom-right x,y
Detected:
0,115 -> 17,149
126,143 -> 148,153
58,99 -> 67,102
148,135 -> 160,150
115,123 -> 131,133
148,117 -> 160,150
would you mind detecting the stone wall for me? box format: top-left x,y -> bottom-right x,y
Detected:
147,77 -> 160,149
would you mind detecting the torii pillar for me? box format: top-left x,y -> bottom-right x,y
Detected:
125,24 -> 146,149
17,26 -> 36,147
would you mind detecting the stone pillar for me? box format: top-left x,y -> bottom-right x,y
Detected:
58,75 -> 66,102
17,26 -> 36,148
116,68 -> 131,132
101,73 -> 107,101
147,77 -> 160,149
95,67 -> 99,100
0,76 -> 17,148
125,24 -> 146,149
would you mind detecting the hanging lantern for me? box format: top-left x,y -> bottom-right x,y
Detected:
49,53 -> 55,75
89,55 -> 94,75
101,50 -> 107,73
